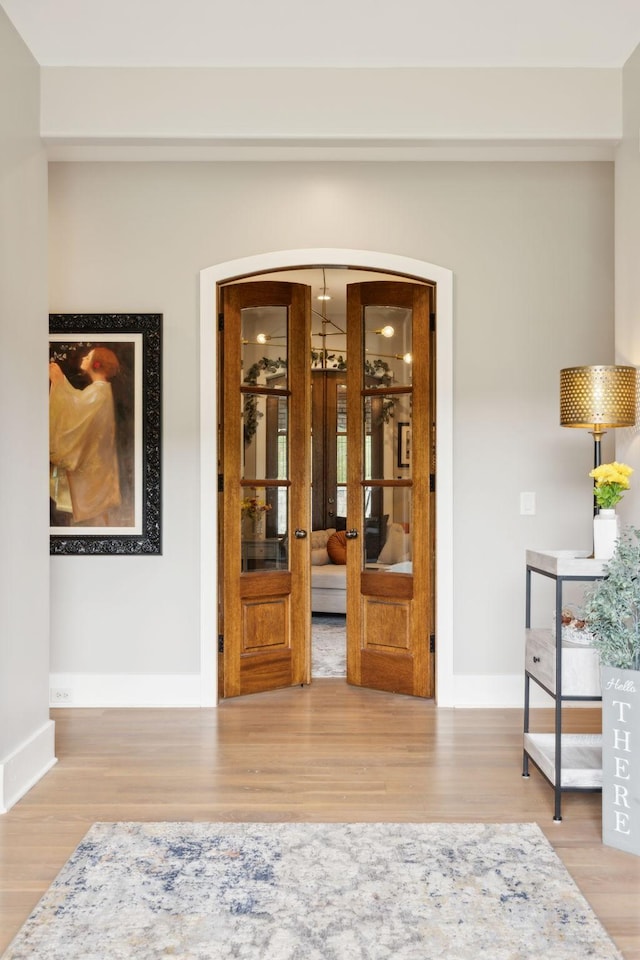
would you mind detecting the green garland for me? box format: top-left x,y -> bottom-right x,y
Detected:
242,357 -> 287,444
242,354 -> 396,443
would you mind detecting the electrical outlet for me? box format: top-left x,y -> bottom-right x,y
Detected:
520,492 -> 536,515
50,688 -> 72,704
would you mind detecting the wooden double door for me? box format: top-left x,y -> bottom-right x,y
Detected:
219,278 -> 435,699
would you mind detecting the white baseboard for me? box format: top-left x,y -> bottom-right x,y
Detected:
48,671 -> 596,710
49,673 -> 203,708
0,720 -> 57,813
446,674 -> 597,708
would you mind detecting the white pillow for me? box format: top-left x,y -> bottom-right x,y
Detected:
311,547 -> 330,566
378,523 -> 411,565
310,528 -> 336,550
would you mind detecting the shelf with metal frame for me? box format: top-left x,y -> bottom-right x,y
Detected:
522,549 -> 606,821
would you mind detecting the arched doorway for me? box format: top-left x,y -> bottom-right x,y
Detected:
199,249 -> 453,706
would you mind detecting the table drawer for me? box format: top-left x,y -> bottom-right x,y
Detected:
526,630 -> 556,691
246,542 -> 274,560
525,629 -> 601,697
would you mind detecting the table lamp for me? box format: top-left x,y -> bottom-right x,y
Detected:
560,365 -> 636,468
560,365 -> 637,515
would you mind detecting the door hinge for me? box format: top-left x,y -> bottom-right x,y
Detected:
430,473 -> 436,493
218,634 -> 224,653
430,634 -> 435,653
218,473 -> 224,493
218,313 -> 224,332
430,312 -> 436,332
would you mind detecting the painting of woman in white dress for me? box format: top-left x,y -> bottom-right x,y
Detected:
49,314 -> 161,556
49,340 -> 136,529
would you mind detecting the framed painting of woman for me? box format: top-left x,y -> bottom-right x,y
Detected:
49,313 -> 162,555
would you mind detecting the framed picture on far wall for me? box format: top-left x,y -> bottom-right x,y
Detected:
397,421 -> 411,469
49,313 -> 162,555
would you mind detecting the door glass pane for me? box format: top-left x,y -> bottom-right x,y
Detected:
364,485 -> 412,570
363,305 -> 412,389
237,299 -> 290,566
242,394 -> 288,480
363,398 -> 411,481
241,484 -> 288,572
241,306 -> 288,388
241,304 -> 288,485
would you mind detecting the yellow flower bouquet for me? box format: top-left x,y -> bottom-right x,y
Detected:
589,461 -> 633,510
241,496 -> 272,521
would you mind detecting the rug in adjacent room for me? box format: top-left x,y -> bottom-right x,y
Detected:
312,613 -> 346,677
2,821 -> 623,960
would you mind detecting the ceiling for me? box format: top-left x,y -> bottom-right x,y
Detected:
2,0 -> 640,68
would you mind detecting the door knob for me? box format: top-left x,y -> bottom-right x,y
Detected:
345,529 -> 359,539
294,529 -> 307,539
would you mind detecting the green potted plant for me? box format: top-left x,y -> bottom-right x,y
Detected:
584,526 -> 640,855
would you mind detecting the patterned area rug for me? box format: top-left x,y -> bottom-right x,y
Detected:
2,821 -> 623,960
312,614 -> 346,678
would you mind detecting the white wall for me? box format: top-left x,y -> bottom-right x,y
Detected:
48,159 -> 614,706
0,9 -> 54,811
615,46 -> 640,519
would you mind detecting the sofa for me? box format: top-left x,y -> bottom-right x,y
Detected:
310,528 -> 344,613
310,523 -> 412,614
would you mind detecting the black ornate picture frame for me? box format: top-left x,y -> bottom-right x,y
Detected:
49,313 -> 162,555
397,421 -> 411,469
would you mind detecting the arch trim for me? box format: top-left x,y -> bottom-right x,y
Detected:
199,248 -> 454,706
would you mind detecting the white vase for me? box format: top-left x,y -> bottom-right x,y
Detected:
242,514 -> 264,540
593,508 -> 619,560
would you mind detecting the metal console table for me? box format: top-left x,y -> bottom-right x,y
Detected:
523,549 -> 605,820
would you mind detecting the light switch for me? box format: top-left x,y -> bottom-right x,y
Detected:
520,492 -> 536,515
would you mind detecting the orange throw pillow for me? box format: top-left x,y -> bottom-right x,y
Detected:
326,530 -> 348,564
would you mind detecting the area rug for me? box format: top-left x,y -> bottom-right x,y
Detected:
312,614 -> 346,678
2,821 -> 623,960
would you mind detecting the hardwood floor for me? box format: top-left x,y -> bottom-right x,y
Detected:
1,681 -> 639,957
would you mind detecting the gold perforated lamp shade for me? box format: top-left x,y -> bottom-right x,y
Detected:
560,365 -> 637,432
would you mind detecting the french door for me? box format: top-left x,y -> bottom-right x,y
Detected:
219,276 -> 435,699
219,281 -> 311,698
345,281 -> 435,697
